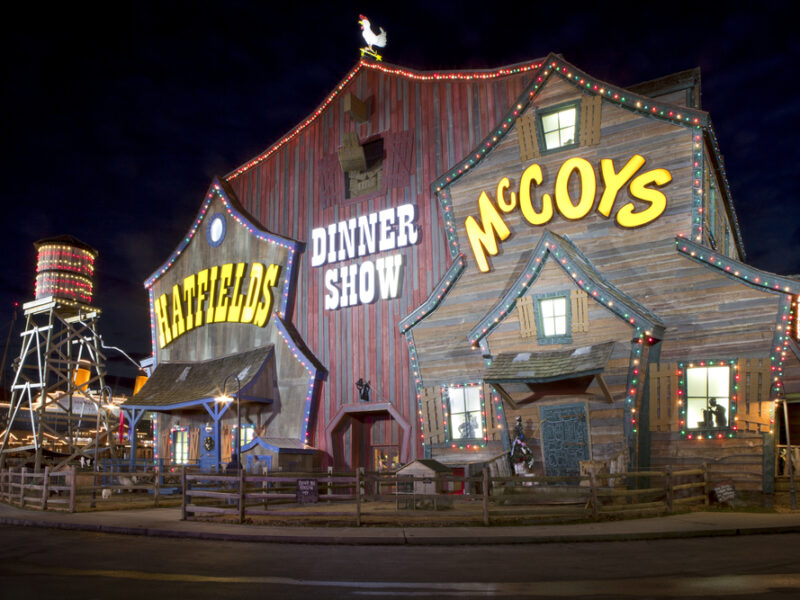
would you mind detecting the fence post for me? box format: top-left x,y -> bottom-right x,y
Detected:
19,467 -> 26,507
702,462 -> 710,506
181,468 -> 187,520
69,466 -> 76,513
482,467 -> 490,526
589,470 -> 599,520
327,466 -> 333,496
355,470 -> 361,527
42,466 -> 50,511
665,466 -> 674,513
153,468 -> 160,508
238,468 -> 245,524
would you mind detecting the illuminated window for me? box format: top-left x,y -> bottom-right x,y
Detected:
686,365 -> 731,430
231,424 -> 255,453
534,293 -> 571,344
447,386 -> 483,441
171,428 -> 189,465
538,103 -> 579,152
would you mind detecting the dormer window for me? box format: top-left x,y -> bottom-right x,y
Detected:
538,102 -> 579,152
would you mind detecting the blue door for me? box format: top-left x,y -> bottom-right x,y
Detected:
539,403 -> 590,477
199,425 -> 218,471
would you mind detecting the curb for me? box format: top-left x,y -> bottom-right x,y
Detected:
3,515 -> 800,545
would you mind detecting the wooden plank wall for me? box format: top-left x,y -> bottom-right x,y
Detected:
650,431 -> 764,491
225,64 -> 532,464
648,359 -> 773,434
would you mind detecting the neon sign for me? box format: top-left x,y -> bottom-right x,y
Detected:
311,203 -> 419,310
465,155 -> 672,272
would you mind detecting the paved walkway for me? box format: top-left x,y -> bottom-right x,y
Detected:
2,502 -> 800,545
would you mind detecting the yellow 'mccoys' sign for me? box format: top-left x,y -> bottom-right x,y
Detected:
465,154 -> 672,272
154,262 -> 280,349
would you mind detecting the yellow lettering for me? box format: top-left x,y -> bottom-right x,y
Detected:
214,263 -> 234,323
226,263 -> 247,323
240,263 -> 264,324
496,177 -> 516,212
555,157 -> 595,220
183,274 -> 196,330
155,293 -> 172,348
464,191 -> 511,273
206,266 -> 219,324
171,284 -> 185,339
195,269 -> 208,328
617,168 -> 671,228
254,263 -> 280,327
518,163 -> 552,226
598,155 -> 645,217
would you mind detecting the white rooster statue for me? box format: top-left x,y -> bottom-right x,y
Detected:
358,15 -> 387,61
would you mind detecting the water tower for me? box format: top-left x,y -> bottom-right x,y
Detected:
0,235 -> 118,471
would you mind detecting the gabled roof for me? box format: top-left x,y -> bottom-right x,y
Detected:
467,230 -> 665,345
224,58 -> 546,182
675,236 -> 800,295
430,52 -> 714,264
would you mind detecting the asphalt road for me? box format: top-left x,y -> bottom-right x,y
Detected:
0,525 -> 798,599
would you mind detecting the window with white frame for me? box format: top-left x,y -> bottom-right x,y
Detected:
686,365 -> 731,430
538,103 -> 579,151
171,428 -> 189,465
534,294 -> 571,344
448,386 -> 483,440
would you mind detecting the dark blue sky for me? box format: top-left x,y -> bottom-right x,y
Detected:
2,2 -> 798,378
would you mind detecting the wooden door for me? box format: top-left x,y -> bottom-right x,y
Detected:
539,403 -> 590,477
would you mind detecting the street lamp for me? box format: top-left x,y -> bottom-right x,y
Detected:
217,374 -> 241,472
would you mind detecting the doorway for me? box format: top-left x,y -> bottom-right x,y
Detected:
539,403 -> 590,477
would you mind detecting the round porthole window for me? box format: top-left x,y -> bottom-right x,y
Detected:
206,213 -> 226,247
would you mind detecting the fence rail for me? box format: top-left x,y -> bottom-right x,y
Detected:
0,467 -> 76,512
182,465 -> 711,526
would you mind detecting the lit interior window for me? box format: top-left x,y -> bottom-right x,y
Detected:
541,107 -> 577,150
540,297 -> 568,337
172,428 -> 189,465
449,387 -> 483,440
686,365 -> 730,429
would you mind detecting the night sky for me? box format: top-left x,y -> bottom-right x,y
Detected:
2,2 -> 798,381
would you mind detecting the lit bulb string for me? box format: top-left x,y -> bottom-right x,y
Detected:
430,54 -> 708,261
398,254 -> 466,333
405,329 -> 429,448
482,349 -> 511,448
440,382 -> 488,450
467,232 -> 663,346
767,293 -> 795,435
144,178 -> 303,295
224,58 -> 548,183
677,360 -> 739,440
675,236 -> 800,296
703,123 -> 745,258
273,315 -> 326,444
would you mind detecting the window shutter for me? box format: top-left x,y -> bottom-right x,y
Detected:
517,295 -> 537,338
579,95 -> 602,146
517,112 -> 540,162
570,288 -> 589,333
738,358 -> 772,432
648,362 -> 678,432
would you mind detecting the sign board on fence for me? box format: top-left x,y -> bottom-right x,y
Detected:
296,478 -> 318,504
713,481 -> 735,505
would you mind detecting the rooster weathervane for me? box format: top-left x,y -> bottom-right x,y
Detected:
358,15 -> 387,61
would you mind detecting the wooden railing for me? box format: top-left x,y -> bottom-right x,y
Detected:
0,467 -> 76,512
182,465 -> 710,526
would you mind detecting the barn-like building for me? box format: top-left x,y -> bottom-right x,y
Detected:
125,53 -> 800,499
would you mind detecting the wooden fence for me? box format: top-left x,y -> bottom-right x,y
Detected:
0,467 -> 76,512
182,465 -> 711,526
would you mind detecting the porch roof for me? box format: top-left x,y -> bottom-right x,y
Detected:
484,341 -> 615,384
123,345 -> 273,409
